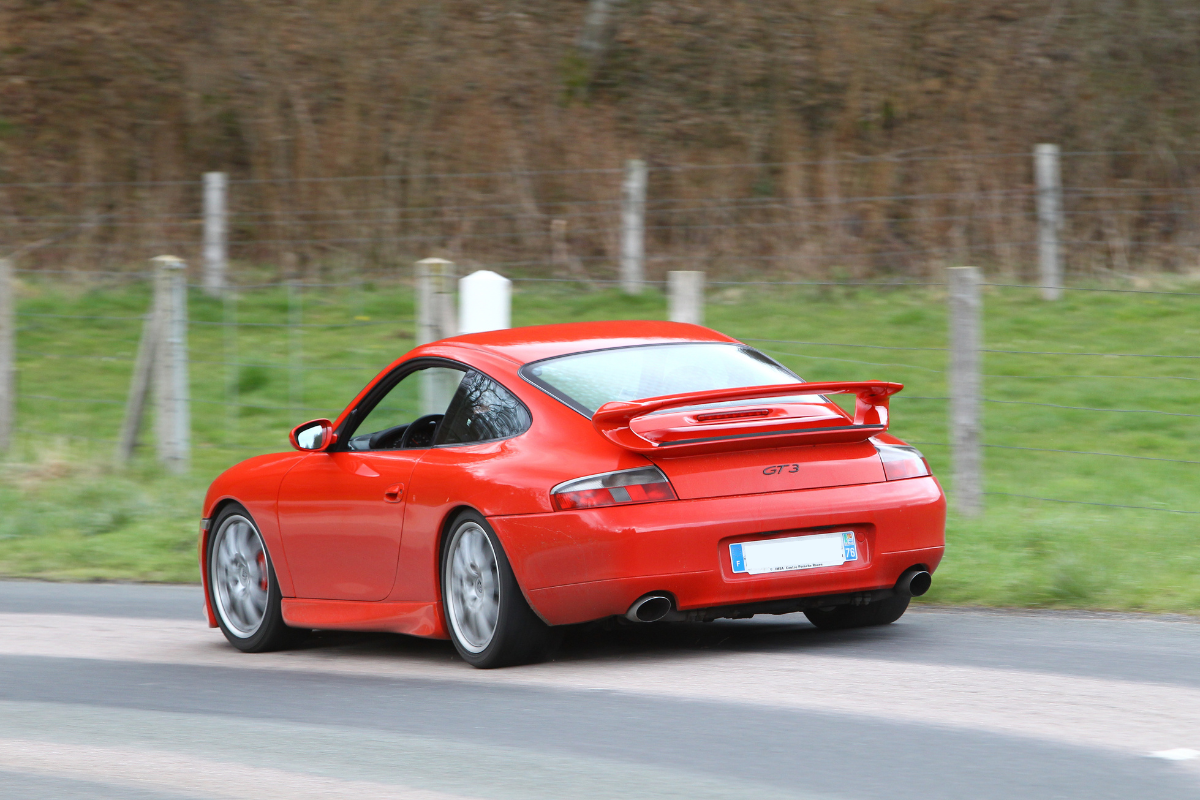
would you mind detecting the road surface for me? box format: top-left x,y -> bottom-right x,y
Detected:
0,580 -> 1197,799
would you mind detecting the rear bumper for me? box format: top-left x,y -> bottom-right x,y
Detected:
490,476 -> 945,626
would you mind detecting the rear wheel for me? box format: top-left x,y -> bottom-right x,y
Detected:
803,594 -> 910,631
208,504 -> 304,652
441,510 -> 554,668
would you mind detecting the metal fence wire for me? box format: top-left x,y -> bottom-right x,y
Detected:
5,149 -> 1200,284
0,153 -> 1197,518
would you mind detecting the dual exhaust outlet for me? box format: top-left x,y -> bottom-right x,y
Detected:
623,568 -> 931,624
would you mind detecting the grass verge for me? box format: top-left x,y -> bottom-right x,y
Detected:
2,276 -> 1197,613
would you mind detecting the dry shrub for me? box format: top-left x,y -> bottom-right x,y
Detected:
2,1 -> 1199,280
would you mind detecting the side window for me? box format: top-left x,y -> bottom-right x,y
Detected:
436,371 -> 531,445
346,365 -> 465,451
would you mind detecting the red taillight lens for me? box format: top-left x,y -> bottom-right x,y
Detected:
875,442 -> 931,481
551,466 -> 677,511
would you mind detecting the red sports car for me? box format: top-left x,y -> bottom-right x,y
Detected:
200,321 -> 945,667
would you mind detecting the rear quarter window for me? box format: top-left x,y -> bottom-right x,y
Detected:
437,371 -> 532,445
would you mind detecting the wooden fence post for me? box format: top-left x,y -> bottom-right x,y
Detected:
118,257 -> 191,469
668,270 -> 705,325
551,218 -> 594,287
621,158 -> 646,295
415,258 -> 457,345
288,279 -> 303,409
203,172 -> 228,297
153,256 -> 190,473
223,285 -> 238,443
0,257 -> 14,452
948,266 -> 983,517
1035,144 -> 1062,301
415,258 -> 457,414
115,295 -> 162,466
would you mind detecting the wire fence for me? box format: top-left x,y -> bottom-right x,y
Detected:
738,280 -> 1198,516
3,270 -> 1197,520
6,149 -> 1200,281
3,152 -> 1199,519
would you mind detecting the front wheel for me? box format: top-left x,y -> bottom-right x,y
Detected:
803,594 -> 911,631
441,510 -> 555,668
207,503 -> 304,652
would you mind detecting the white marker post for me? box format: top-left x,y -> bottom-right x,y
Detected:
458,270 -> 512,334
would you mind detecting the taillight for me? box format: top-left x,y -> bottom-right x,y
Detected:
551,466 -> 677,511
874,442 -> 931,481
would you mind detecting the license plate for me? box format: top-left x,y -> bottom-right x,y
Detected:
730,531 -> 858,575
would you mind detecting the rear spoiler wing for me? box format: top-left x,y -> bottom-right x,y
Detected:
592,381 -> 903,456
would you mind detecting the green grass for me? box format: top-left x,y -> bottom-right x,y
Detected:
2,276 -> 1198,613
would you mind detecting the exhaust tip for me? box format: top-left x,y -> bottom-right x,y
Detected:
626,594 -> 673,623
896,569 -> 932,598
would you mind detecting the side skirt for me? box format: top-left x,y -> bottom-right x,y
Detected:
281,598 -> 447,639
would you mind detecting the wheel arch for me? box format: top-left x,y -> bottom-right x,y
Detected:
202,498 -> 288,629
436,504 -> 478,554
200,498 -> 250,628
434,504 -> 553,627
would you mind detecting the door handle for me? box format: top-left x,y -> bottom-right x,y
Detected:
383,483 -> 404,503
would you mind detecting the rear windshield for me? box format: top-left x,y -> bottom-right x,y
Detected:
522,343 -> 819,415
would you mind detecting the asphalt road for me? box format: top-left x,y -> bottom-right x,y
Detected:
0,580 -> 1197,799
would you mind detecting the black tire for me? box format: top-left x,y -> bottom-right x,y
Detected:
803,593 -> 911,631
441,510 -> 555,668
207,503 -> 305,653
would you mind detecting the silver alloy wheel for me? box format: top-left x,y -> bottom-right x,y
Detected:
445,521 -> 500,653
211,514 -> 270,638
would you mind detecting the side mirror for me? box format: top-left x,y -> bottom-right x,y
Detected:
289,419 -> 336,452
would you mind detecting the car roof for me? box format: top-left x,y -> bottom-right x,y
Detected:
436,320 -> 740,365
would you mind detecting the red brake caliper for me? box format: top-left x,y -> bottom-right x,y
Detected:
257,551 -> 268,591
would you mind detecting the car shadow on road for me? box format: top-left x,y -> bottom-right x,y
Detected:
550,614 -> 923,662
286,612 -> 924,668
